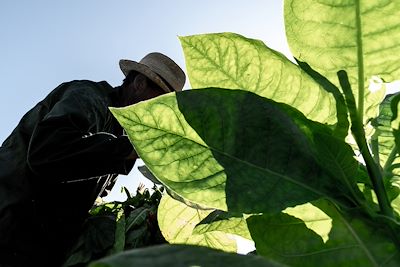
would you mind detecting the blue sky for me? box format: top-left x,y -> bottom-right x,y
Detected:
0,1 -> 290,200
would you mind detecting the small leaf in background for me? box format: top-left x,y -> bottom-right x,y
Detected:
62,237 -> 92,267
88,244 -> 287,267
85,215 -> 116,254
157,194 -> 237,252
123,206 -> 164,250
364,77 -> 387,124
125,224 -> 151,249
348,78 -> 387,151
63,186 -> 165,266
137,165 -> 162,185
383,92 -> 400,216
139,165 -> 214,210
193,210 -> 252,241
107,210 -> 125,255
391,187 -> 400,217
247,199 -> 400,267
295,59 -> 349,139
125,207 -> 149,232
282,202 -> 332,243
371,93 -> 400,208
390,94 -> 400,130
180,32 -> 337,124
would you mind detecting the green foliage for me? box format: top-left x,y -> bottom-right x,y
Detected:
193,210 -> 252,240
284,0 -> 400,123
110,89 -> 363,214
62,186 -> 165,267
158,194 -> 237,252
100,0 -> 400,266
248,199 -> 400,267
180,32 -> 337,125
89,244 -> 286,267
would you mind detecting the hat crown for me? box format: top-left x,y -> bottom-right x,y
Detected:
139,53 -> 185,92
119,52 -> 185,92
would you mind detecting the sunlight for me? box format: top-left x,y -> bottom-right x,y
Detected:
283,203 -> 332,243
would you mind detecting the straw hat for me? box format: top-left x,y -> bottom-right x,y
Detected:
119,52 -> 186,93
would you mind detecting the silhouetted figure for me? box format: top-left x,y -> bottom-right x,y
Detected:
0,53 -> 185,267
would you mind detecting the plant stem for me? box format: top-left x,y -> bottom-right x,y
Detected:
383,145 -> 398,173
355,0 -> 365,124
338,71 -> 394,219
355,128 -> 394,218
370,136 -> 380,165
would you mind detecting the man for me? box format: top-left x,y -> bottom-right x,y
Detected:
0,52 -> 186,267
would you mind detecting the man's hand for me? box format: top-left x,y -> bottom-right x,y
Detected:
126,149 -> 139,160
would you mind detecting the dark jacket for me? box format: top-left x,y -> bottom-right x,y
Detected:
0,80 -> 135,267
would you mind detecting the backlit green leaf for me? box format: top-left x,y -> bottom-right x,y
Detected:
313,131 -> 365,206
364,77 -> 387,123
110,89 -> 359,214
247,199 -> 400,267
295,60 -> 349,138
282,202 -> 332,243
193,210 -> 252,240
391,194 -> 400,217
285,0 -> 400,122
157,194 -> 237,252
384,92 -> 400,215
138,165 -> 212,210
88,244 -> 287,267
371,94 -> 400,200
180,32 -> 336,124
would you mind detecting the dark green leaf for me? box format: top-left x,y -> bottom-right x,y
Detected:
125,224 -> 150,249
124,207 -> 149,232
247,199 -> 400,267
62,251 -> 92,267
85,215 -> 116,254
88,244 -> 286,267
138,165 -> 163,185
107,210 -> 125,255
313,131 -> 365,207
62,238 -> 92,267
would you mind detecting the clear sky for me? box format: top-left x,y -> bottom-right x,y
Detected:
0,0 -> 290,200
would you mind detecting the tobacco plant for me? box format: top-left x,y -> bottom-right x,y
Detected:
63,185 -> 165,266
91,1 -> 400,266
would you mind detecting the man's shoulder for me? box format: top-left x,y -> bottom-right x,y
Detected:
40,80 -> 115,108
61,80 -> 112,90
52,80 -> 114,97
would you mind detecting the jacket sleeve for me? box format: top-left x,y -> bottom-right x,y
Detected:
27,87 -> 136,182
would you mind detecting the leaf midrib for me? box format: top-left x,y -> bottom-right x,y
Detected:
336,206 -> 379,267
127,116 -> 327,199
355,0 -> 365,122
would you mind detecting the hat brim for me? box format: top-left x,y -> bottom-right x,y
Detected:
119,59 -> 172,93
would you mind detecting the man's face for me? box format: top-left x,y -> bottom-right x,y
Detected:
123,74 -> 168,106
140,81 -> 166,101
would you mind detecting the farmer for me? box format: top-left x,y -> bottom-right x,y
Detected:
0,52 -> 185,267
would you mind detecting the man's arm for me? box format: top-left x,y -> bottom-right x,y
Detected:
27,87 -> 137,182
